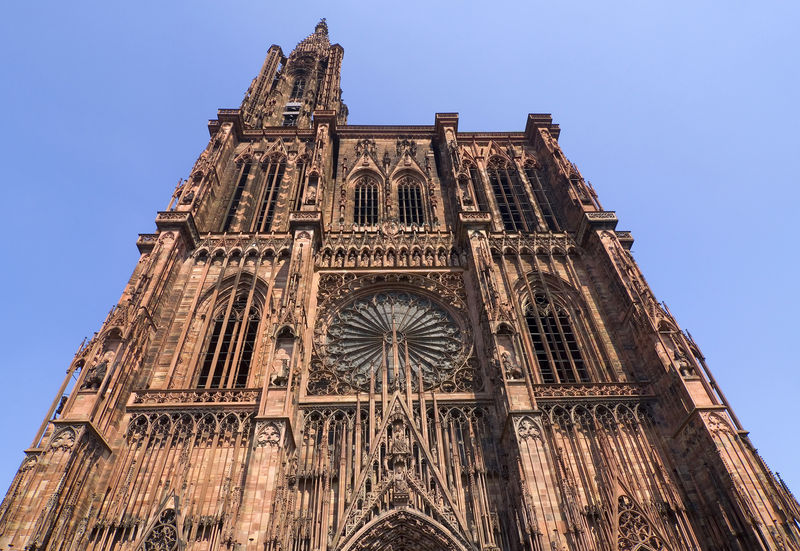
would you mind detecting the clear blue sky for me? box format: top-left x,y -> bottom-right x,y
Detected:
0,1 -> 798,496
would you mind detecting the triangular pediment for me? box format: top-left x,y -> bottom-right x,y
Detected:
263,137 -> 288,159
388,151 -> 427,182
331,394 -> 470,549
135,493 -> 183,551
346,148 -> 385,181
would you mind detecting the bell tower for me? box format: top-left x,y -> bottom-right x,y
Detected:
242,19 -> 347,129
1,22 -> 799,551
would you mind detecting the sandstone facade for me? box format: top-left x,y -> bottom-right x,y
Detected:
2,21 -> 799,551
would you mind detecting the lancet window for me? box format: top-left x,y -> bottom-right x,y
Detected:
467,163 -> 489,211
197,293 -> 260,388
524,292 -> 589,383
290,76 -> 306,100
254,156 -> 285,232
487,158 -> 538,232
292,158 -> 307,210
222,162 -> 252,232
354,177 -> 379,226
397,177 -> 424,226
523,162 -> 560,232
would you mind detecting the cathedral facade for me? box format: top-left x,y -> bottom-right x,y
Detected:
1,20 -> 798,551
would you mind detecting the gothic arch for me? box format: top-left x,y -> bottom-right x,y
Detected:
349,171 -> 383,226
515,271 -> 590,313
617,494 -> 672,551
519,276 -> 593,384
198,273 -> 269,315
337,506 -> 470,551
395,173 -> 426,227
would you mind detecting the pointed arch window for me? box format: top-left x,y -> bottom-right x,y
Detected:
487,158 -> 538,232
525,292 -> 589,384
223,162 -> 252,232
292,158 -> 308,210
467,163 -> 489,211
354,177 -> 379,226
523,162 -> 560,232
290,76 -> 306,100
254,156 -> 286,232
397,177 -> 424,226
198,293 -> 260,388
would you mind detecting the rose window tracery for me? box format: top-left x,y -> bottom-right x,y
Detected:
617,495 -> 667,551
142,509 -> 178,551
312,291 -> 473,393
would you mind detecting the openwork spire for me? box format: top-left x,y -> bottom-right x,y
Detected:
294,18 -> 331,53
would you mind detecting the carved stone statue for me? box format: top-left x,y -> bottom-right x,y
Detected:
502,352 -> 524,380
81,353 -> 111,390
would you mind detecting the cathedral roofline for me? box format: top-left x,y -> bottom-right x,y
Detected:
211,108 -> 559,141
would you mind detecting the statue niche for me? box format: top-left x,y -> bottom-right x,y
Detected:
270,327 -> 295,387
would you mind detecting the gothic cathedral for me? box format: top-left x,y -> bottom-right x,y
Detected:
2,20 -> 798,551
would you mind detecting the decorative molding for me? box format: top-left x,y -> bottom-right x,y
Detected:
515,416 -> 542,441
254,420 -> 285,448
130,388 -> 260,410
576,210 -> 618,245
192,233 -> 294,258
533,382 -> 647,401
154,211 -> 200,248
317,231 -> 460,269
615,230 -> 634,250
49,427 -> 77,451
136,233 -> 158,254
126,411 -> 253,442
487,232 -> 577,256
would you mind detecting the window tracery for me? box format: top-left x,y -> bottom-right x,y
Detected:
197,293 -> 260,389
523,161 -> 560,232
397,177 -> 424,226
310,291 -> 474,394
254,156 -> 285,232
222,162 -> 251,232
141,509 -> 178,551
465,162 -> 489,211
289,76 -> 306,100
525,292 -> 589,384
354,176 -> 379,226
618,495 -> 667,551
292,157 -> 307,210
487,157 -> 538,232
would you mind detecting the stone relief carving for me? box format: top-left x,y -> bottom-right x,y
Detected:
50,427 -> 77,451
255,421 -> 284,448
132,388 -> 259,406
141,508 -> 179,551
516,416 -> 542,441
617,495 -> 667,551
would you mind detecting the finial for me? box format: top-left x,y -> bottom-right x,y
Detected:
315,18 -> 328,35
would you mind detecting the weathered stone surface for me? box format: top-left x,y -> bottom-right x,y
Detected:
2,21 -> 798,551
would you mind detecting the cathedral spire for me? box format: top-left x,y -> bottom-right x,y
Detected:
242,20 -> 347,129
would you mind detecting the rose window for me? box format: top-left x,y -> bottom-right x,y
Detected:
316,291 -> 469,393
